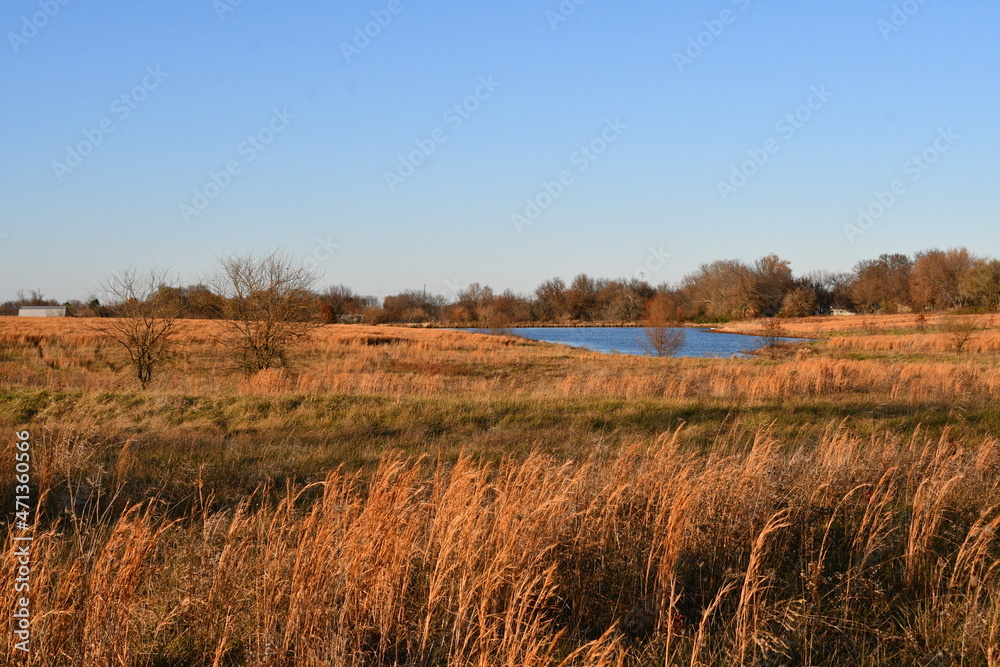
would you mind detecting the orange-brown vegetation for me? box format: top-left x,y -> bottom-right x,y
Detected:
1,314 -> 999,665
3,427 -> 1000,665
3,317 -> 1000,403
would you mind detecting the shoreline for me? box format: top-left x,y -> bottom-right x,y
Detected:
401,322 -> 799,340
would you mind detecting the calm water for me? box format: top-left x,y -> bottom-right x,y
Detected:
460,327 -> 800,358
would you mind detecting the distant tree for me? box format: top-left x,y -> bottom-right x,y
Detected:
212,250 -> 319,374
362,306 -> 389,325
182,284 -> 226,319
17,289 -> 57,307
681,260 -> 757,321
565,274 -> 603,321
95,267 -> 181,388
780,287 -> 818,318
795,270 -> 845,314
453,283 -> 495,325
533,278 -> 568,322
909,248 -> 974,310
640,293 -> 686,357
318,284 -> 365,323
826,272 -> 857,312
959,258 -> 1000,311
383,290 -> 446,323
752,254 -> 795,317
849,254 -> 912,313
599,280 -> 650,322
484,290 -> 531,332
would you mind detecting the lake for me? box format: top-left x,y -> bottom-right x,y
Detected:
460,327 -> 801,358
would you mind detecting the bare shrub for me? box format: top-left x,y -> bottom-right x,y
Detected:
95,267 -> 181,388
756,318 -> 787,360
943,314 -> 979,354
640,293 -> 686,357
213,250 -> 319,374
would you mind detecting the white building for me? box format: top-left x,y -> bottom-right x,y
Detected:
18,306 -> 68,317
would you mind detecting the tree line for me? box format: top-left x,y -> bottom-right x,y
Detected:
4,247 -> 1000,327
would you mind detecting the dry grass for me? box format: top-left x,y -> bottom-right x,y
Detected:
2,317 -> 1000,403
2,315 -> 1000,665
2,427 -> 999,665
717,312 -> 996,337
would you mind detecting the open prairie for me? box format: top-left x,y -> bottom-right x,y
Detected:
2,315 -> 1000,665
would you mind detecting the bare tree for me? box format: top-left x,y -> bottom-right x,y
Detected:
756,318 -> 787,360
17,289 -> 53,306
943,314 -> 978,354
640,293 -> 686,357
213,250 -> 319,374
95,267 -> 181,388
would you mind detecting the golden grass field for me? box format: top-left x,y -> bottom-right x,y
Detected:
2,315 -> 999,665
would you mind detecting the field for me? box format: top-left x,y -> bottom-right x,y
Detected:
2,315 -> 999,665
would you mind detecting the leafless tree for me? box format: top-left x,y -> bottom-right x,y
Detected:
756,318 -> 787,360
95,267 -> 181,388
943,314 -> 978,354
213,250 -> 319,374
640,293 -> 686,357
16,289 -> 51,306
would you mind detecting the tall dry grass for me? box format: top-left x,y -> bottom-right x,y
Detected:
3,318 -> 1000,404
3,425 -> 999,666
717,313 -> 997,337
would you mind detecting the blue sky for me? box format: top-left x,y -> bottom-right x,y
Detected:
1,0 -> 998,302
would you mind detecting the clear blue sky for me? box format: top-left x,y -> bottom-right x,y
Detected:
2,0 -> 998,302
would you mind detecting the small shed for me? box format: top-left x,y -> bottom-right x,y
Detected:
18,306 -> 69,317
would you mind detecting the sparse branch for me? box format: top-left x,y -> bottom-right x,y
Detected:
942,313 -> 979,354
94,267 -> 181,388
640,293 -> 686,358
213,249 -> 320,374
756,318 -> 787,360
